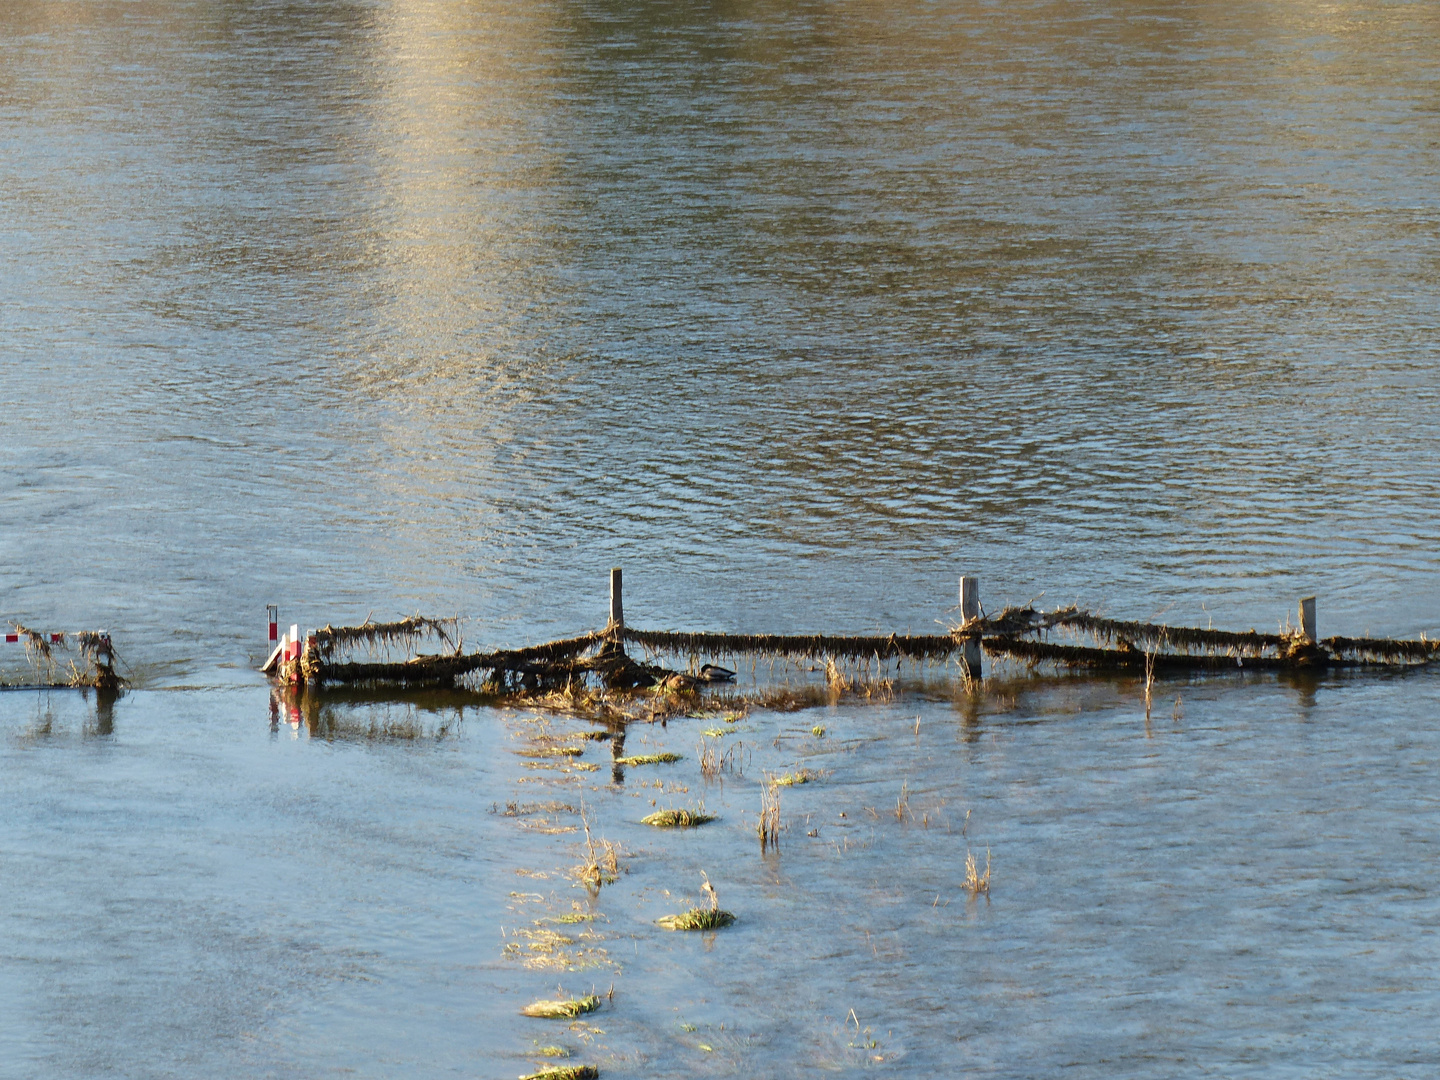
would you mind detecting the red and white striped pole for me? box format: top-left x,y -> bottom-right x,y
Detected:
267,605 -> 278,645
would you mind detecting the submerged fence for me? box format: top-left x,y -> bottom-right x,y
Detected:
265,570 -> 1440,693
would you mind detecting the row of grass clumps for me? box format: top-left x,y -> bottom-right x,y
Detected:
519,730 -> 736,1080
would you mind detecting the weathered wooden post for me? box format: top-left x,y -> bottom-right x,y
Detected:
610,567 -> 624,635
960,575 -> 981,678
1299,596 -> 1316,643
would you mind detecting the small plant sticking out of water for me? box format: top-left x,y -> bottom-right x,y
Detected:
1143,648 -> 1157,722
1172,695 -> 1184,722
698,738 -> 721,778
701,727 -> 728,738
521,994 -> 601,1019
519,1064 -> 599,1080
641,809 -> 715,828
811,724 -> 826,737
964,847 -> 991,897
758,779 -> 781,850
895,780 -> 912,823
656,872 -> 736,931
533,1043 -> 569,1058
576,806 -> 621,891
614,753 -> 682,766
824,657 -> 851,692
771,769 -> 820,786
848,1009 -> 880,1051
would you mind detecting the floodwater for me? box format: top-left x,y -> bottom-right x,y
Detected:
3,0 -> 1440,1075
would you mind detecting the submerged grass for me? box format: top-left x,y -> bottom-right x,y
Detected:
518,746 -> 585,758
772,769 -> 821,786
614,753 -> 682,766
521,995 -> 601,1019
641,809 -> 715,828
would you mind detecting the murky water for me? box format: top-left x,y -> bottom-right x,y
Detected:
4,0 -> 1440,1075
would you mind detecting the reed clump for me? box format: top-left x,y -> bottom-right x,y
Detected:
641,809 -> 715,828
757,780 -> 781,849
964,848 -> 991,896
894,780 -> 912,822
521,995 -> 601,1019
576,808 -> 621,890
698,738 -> 721,778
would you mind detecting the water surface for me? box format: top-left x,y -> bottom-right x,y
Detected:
3,0 -> 1440,1075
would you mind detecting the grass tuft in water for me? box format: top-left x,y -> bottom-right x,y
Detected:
641,809 -> 715,828
614,753 -> 682,766
758,780 -> 781,849
658,872 -> 735,930
521,995 -> 601,1019
964,847 -> 991,896
519,1066 -> 598,1080
656,908 -> 736,931
772,769 -> 820,786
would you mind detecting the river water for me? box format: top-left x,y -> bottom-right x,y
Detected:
3,0 -> 1440,1076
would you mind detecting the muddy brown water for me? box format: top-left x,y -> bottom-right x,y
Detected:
4,0 -> 1440,1075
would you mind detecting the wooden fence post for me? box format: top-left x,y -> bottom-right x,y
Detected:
610,567 -> 624,635
961,575 -> 981,678
1299,596 -> 1316,643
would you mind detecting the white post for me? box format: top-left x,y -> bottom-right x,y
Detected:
1299,596 -> 1316,643
960,575 -> 981,678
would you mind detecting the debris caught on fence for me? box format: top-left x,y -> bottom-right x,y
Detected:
260,574 -> 1439,715
2,625 -> 122,691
